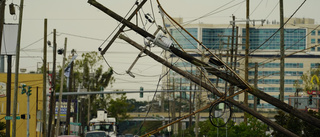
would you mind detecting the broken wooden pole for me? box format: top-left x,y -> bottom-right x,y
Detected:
119,34 -> 298,137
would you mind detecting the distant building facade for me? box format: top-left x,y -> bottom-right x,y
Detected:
162,17 -> 320,110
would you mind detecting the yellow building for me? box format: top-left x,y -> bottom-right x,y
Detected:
0,73 -> 44,137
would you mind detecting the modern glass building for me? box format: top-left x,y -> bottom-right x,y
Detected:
163,17 -> 320,110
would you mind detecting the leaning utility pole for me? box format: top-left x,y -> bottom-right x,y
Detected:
65,50 -> 74,135
49,29 -> 57,137
118,34 -> 298,137
56,38 -> 67,137
87,0 -> 320,135
42,18 -> 48,137
254,62 -> 258,111
244,0 -> 250,124
12,0 -> 24,136
100,0 -> 147,55
279,0 -> 285,102
229,15 -> 236,97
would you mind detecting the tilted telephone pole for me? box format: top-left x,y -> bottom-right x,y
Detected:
49,29 -> 57,137
244,0 -> 249,124
56,38 -> 67,136
42,18 -> 48,137
279,0 -> 285,102
12,0 -> 24,136
87,0 -> 320,136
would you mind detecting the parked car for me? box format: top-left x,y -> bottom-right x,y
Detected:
124,134 -> 133,137
85,131 -> 109,137
58,135 -> 80,137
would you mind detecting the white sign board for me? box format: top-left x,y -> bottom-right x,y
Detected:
0,24 -> 18,55
0,82 -> 6,97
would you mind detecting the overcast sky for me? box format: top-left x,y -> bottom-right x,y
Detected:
1,0 -> 320,100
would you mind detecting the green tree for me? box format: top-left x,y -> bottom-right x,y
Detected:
197,114 -> 269,137
233,114 -> 270,137
198,118 -> 235,137
294,66 -> 320,93
73,51 -> 115,90
71,51 -> 134,122
303,110 -> 320,136
273,110 -> 320,137
92,93 -> 133,122
0,121 -> 5,137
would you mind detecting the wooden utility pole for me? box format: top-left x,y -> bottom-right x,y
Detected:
42,18 -> 48,137
56,38 -> 67,136
12,0 -> 24,136
88,0 -> 320,132
49,29 -> 57,137
279,0 -> 285,102
254,62 -> 258,111
100,0 -> 147,55
189,65 -> 193,128
234,26 -> 239,71
244,0 -> 250,124
118,34 -> 298,137
87,64 -> 91,130
178,78 -> 182,134
65,50 -> 74,134
229,15 -> 236,97
171,79 -> 176,135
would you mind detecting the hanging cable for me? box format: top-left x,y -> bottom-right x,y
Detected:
247,0 -> 307,55
250,0 -> 264,16
157,0 -> 252,90
98,1 -> 138,49
183,0 -> 244,25
101,55 -> 125,75
136,58 -> 172,135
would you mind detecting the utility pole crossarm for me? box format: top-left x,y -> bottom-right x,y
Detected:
88,0 -> 154,39
88,0 -> 320,130
99,0 -> 148,55
119,34 -> 298,137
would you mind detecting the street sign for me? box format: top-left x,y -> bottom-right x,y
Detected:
5,116 -> 12,120
5,116 -> 20,120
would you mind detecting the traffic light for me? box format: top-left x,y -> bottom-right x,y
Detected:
257,98 -> 260,105
21,114 -> 25,119
309,95 -> 313,105
27,86 -> 32,96
20,114 -> 30,119
140,86 -> 144,98
57,48 -> 64,55
21,84 -> 26,94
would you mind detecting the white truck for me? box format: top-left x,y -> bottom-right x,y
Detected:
89,110 -> 117,137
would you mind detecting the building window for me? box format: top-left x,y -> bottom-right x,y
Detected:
171,28 -> 198,49
311,38 -> 316,44
318,39 -> 320,44
202,28 -> 236,49
242,28 -> 306,50
251,63 -> 303,68
318,47 -> 320,51
311,63 -> 320,68
318,30 -> 320,35
311,30 -> 316,36
311,47 -> 316,51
